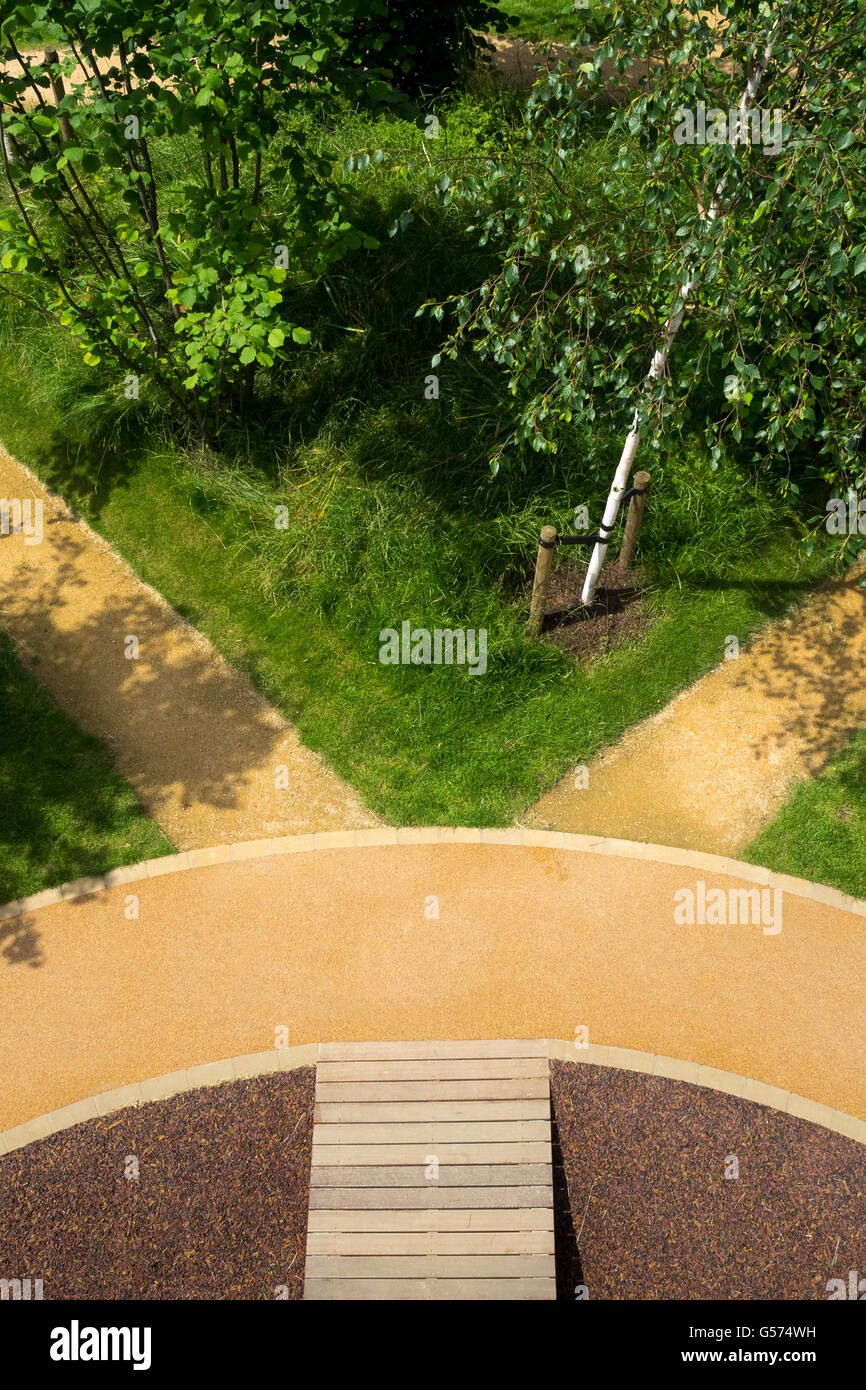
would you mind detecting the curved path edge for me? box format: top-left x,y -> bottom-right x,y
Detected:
3,1039 -> 863,1159
5,830 -> 865,1136
3,827 -> 866,922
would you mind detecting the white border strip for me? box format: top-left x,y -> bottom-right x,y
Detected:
2,828 -> 865,922
546,1041 -> 866,1144
1,1040 -> 863,1157
0,1046 -> 317,1156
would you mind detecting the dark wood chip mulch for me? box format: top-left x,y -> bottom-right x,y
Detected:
551,1060 -> 866,1300
3,1062 -> 863,1300
0,1070 -> 315,1300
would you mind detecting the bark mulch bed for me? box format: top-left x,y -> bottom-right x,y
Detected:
551,1061 -> 866,1300
0,1069 -> 315,1300
4,1062 -> 863,1300
518,553 -> 654,659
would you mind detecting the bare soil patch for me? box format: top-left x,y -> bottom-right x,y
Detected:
481,33 -> 649,98
517,552 -> 654,659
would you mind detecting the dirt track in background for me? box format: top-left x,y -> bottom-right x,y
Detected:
525,565 -> 866,855
0,447 -> 381,849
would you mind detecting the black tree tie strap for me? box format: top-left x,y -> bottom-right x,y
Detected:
540,484 -> 649,548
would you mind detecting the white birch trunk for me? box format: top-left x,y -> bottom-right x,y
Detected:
580,20 -> 781,605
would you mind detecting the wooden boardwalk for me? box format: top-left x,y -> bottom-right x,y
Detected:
303,1040 -> 556,1300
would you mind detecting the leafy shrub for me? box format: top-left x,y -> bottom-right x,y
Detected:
0,0 -> 399,439
411,0 -> 866,562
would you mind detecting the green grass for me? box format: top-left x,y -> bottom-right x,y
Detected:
0,319 -> 831,830
0,631 -> 173,902
0,85 -> 840,836
742,733 -> 866,900
0,406 -> 828,830
499,0 -> 603,42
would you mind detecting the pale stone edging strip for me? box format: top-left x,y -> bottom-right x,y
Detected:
2,827 -> 865,923
0,1045 -> 318,1157
545,1041 -> 866,1145
1,1039 -> 863,1158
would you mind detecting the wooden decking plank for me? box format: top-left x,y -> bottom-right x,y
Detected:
314,1100 -> 550,1123
314,1079 -> 550,1103
318,1040 -> 548,1062
308,1185 -> 553,1210
307,1209 -> 555,1233
311,1141 -> 550,1166
303,1039 -> 555,1300
306,1232 -> 556,1256
304,1278 -> 557,1300
310,1162 -> 551,1187
305,1255 -> 556,1279
317,1058 -> 549,1083
312,1121 -> 550,1145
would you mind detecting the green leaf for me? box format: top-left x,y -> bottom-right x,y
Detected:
291,326 -> 311,344
239,346 -> 256,365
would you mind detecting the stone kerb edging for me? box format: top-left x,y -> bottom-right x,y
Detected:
3,827 -> 866,922
0,1045 -> 317,1156
1,1040 -> 864,1159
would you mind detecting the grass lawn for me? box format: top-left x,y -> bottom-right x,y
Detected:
0,59 -> 856,878
499,0 -> 604,42
742,733 -> 866,901
0,73 -> 842,837
0,631 -> 172,902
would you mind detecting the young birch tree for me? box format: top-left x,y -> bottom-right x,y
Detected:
417,0 -> 866,598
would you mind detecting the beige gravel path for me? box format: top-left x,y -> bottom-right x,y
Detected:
525,566 -> 866,855
1,835 -> 864,1134
0,447 -> 380,848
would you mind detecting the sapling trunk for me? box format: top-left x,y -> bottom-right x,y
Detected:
580,20 -> 781,606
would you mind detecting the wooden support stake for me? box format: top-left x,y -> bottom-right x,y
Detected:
616,471 -> 651,572
528,525 -> 557,638
44,50 -> 73,145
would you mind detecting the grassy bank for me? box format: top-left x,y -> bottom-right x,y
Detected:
0,85 -> 837,830
499,0 -> 606,42
0,632 -> 172,902
742,733 -> 866,901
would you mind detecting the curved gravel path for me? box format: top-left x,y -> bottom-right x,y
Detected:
0,447 -> 381,849
2,833 -> 864,1136
525,565 -> 866,855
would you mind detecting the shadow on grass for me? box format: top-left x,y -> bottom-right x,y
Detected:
0,610 -> 174,919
